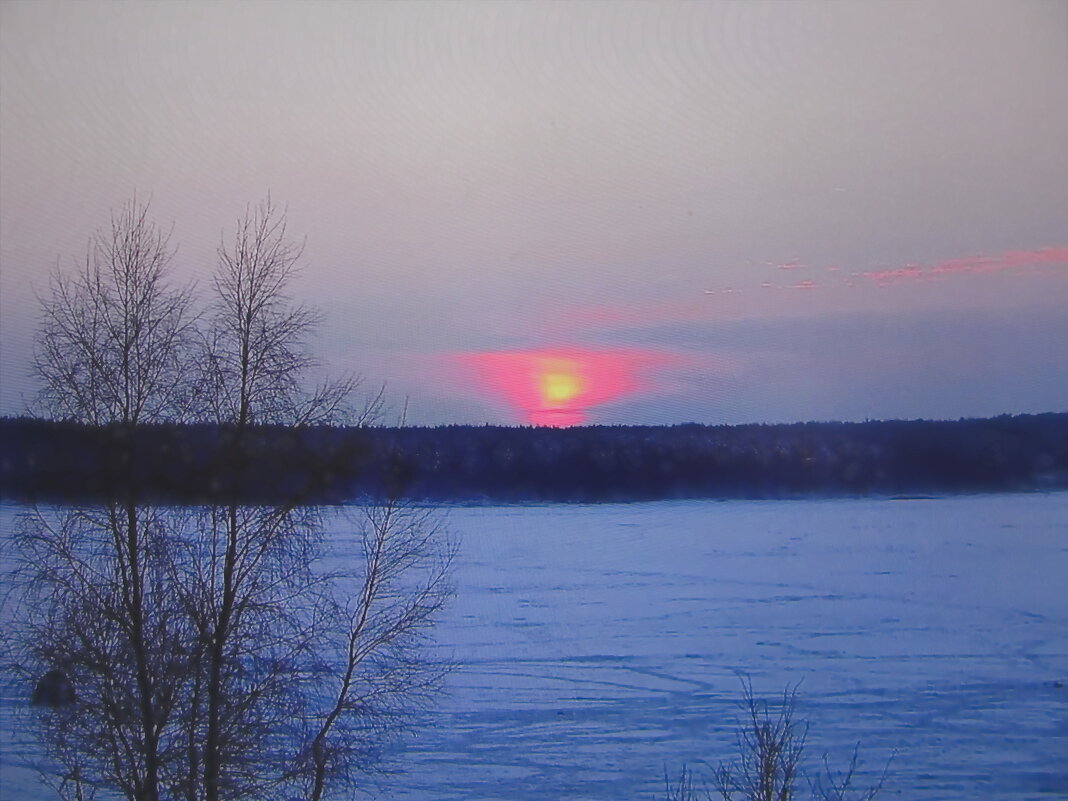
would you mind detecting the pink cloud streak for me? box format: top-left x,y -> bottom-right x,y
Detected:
547,245 -> 1065,337
862,247 -> 1068,286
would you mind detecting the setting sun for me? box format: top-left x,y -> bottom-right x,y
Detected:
540,363 -> 582,406
457,348 -> 672,426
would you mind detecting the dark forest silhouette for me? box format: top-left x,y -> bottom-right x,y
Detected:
3,412 -> 1066,505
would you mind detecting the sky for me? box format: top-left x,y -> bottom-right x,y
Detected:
1,0 -> 1066,427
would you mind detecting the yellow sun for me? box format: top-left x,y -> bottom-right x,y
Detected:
540,365 -> 582,406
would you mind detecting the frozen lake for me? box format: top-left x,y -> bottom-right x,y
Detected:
3,494 -> 1068,799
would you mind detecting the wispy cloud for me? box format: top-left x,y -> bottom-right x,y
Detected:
861,247 -> 1068,286
560,246 -> 1065,334
737,246 -> 1068,291
736,246 -> 1068,291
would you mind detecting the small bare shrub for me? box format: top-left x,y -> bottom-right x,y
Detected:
661,678 -> 889,801
715,678 -> 806,801
810,745 -> 891,801
663,764 -> 705,801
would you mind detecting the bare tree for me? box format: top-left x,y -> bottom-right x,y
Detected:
186,197 -> 446,801
10,199 -> 198,801
188,198 -> 344,801
7,196 -> 451,801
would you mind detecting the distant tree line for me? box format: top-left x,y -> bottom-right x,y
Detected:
3,412 -> 1066,504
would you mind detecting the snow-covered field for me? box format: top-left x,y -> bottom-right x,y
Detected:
4,494 -> 1067,799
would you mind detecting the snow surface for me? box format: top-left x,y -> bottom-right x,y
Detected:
3,494 -> 1067,799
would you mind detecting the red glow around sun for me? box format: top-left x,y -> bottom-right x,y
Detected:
456,348 -> 668,426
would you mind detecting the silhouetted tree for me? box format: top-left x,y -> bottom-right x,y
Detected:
185,198 -> 434,801
5,197 -> 450,801
13,199 -> 197,800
